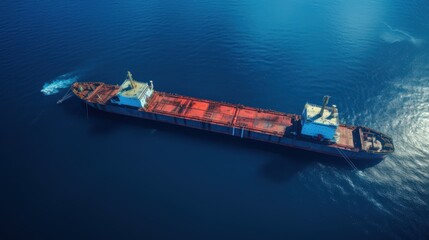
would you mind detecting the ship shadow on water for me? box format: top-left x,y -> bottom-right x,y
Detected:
61,100 -> 383,183
258,146 -> 383,183
59,99 -> 143,135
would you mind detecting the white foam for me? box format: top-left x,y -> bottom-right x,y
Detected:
41,72 -> 79,95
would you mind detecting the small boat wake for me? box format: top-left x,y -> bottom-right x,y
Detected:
380,23 -> 424,46
41,72 -> 80,96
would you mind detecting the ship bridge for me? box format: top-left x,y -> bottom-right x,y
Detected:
301,96 -> 339,142
111,71 -> 154,108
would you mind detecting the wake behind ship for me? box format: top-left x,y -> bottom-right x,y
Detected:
70,72 -> 394,160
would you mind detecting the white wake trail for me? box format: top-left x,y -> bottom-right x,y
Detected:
381,23 -> 423,46
41,72 -> 79,96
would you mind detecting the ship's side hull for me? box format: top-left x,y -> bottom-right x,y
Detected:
87,102 -> 386,160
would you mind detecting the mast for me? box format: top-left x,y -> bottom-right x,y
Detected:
319,95 -> 330,116
127,71 -> 135,88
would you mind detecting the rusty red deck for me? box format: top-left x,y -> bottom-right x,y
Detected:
87,84 -> 120,104
145,92 -> 293,137
333,125 -> 355,149
73,82 -> 120,104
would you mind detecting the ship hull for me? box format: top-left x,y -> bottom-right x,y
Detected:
86,102 -> 387,161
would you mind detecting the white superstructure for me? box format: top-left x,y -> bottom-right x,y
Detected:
301,96 -> 339,142
111,71 -> 154,108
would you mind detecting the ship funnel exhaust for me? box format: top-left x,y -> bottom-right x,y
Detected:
319,95 -> 330,116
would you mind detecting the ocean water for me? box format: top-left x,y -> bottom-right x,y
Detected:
1,0 -> 428,239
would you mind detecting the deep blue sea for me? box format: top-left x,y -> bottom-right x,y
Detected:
1,0 -> 428,239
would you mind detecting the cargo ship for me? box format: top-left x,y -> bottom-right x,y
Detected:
71,72 -> 394,160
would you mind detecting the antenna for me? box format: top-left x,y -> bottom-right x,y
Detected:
319,95 -> 330,116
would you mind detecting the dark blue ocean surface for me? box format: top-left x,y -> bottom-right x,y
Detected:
1,0 -> 428,239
